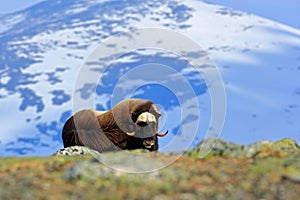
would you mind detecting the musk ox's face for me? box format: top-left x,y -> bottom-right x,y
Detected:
117,100 -> 168,150
130,111 -> 166,150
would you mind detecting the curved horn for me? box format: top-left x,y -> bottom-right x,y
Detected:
156,130 -> 168,137
126,132 -> 136,136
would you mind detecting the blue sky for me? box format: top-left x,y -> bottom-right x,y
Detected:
1,0 -> 299,29
0,0 -> 44,14
205,0 -> 300,29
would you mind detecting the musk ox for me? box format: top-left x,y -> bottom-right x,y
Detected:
62,99 -> 168,152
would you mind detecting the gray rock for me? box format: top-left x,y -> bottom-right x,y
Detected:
54,146 -> 98,156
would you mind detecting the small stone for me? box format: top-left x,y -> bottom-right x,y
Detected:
54,146 -> 98,156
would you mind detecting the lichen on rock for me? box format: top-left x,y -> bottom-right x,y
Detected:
186,138 -> 300,159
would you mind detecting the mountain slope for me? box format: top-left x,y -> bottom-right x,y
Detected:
0,0 -> 300,156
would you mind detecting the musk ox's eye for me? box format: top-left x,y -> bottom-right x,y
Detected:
131,113 -> 138,122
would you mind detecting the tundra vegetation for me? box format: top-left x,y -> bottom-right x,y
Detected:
1,138 -> 300,199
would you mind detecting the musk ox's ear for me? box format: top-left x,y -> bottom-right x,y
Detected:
150,104 -> 161,118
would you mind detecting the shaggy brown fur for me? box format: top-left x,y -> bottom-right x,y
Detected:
62,99 -> 167,153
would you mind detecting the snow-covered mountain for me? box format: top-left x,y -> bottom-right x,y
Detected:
0,0 -> 300,156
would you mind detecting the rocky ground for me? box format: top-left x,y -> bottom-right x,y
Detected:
1,138 -> 300,200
